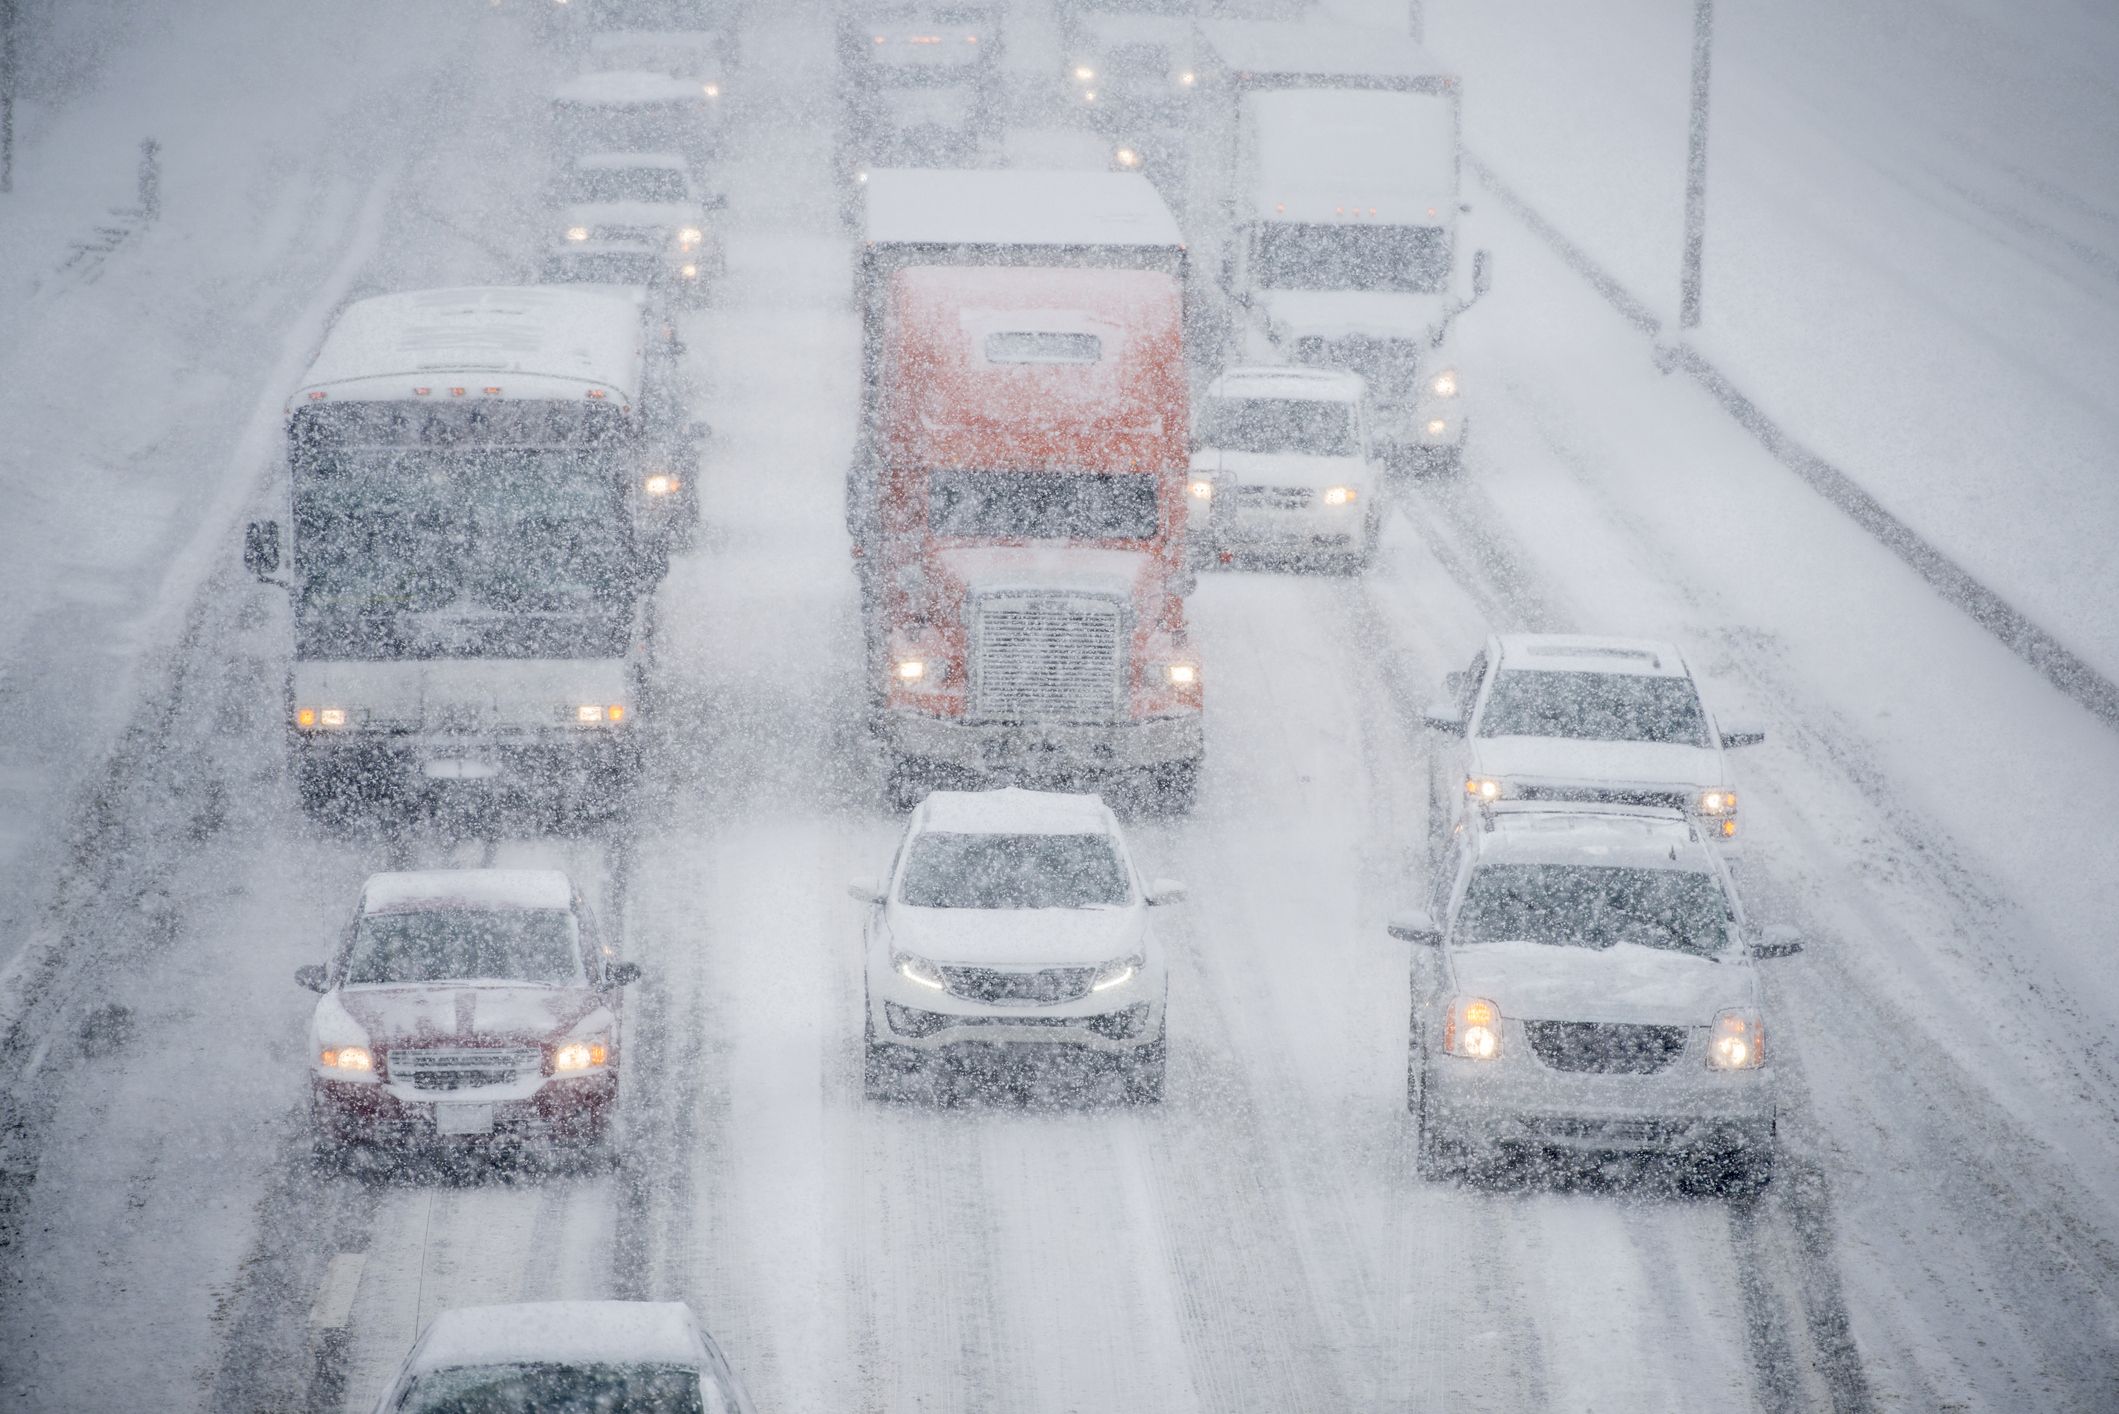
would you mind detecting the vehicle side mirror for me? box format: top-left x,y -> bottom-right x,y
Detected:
1387,910 -> 1442,945
1720,722 -> 1767,749
1145,878 -> 1187,906
294,964 -> 328,993
1472,249 -> 1492,298
606,960 -> 644,987
847,877 -> 886,905
1749,924 -> 1804,959
244,521 -> 281,579
1421,700 -> 1465,735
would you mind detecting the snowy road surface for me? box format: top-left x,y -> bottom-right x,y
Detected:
1,1 -> 2117,1411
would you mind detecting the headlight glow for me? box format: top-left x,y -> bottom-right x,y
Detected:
1178,70 -> 1196,86
680,263 -> 698,278
1697,788 -> 1737,816
1426,418 -> 1448,436
702,82 -> 720,97
1464,775 -> 1503,803
677,226 -> 703,247
574,703 -> 625,724
1443,997 -> 1501,1060
1322,485 -> 1357,506
553,1040 -> 608,1072
1431,369 -> 1458,397
893,658 -> 926,682
1187,478 -> 1214,500
1074,65 -> 1094,80
644,472 -> 680,496
319,708 -> 349,728
565,225 -> 590,242
1091,954 -> 1144,992
1707,1010 -> 1764,1070
894,952 -> 945,990
320,1046 -> 373,1072
1114,147 -> 1140,168
1163,662 -> 1199,687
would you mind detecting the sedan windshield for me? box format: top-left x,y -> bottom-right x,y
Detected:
568,168 -> 689,204
401,1361 -> 704,1413
1196,396 -> 1357,456
344,909 -> 582,986
1455,864 -> 1732,958
899,832 -> 1132,909
1477,669 -> 1710,746
927,469 -> 1160,542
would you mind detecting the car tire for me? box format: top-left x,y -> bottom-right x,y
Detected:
1411,1057 -> 1462,1181
1120,1038 -> 1167,1105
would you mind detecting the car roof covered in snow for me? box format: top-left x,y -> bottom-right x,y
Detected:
1199,18 -> 1455,89
406,1301 -> 704,1375
1472,805 -> 1722,875
916,788 -> 1119,837
292,286 -> 646,406
1494,633 -> 1693,680
863,169 -> 1183,252
1206,364 -> 1366,402
359,869 -> 576,916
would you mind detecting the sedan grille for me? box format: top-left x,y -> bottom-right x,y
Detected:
970,594 -> 1126,722
940,965 -> 1096,1006
392,1047 -> 542,1091
1222,485 -> 1314,511
1524,1022 -> 1688,1075
1514,784 -> 1693,811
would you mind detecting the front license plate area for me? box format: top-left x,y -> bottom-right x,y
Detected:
434,1103 -> 495,1136
423,758 -> 500,781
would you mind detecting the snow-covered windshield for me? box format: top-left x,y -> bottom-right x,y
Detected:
899,832 -> 1131,909
344,909 -> 582,987
291,447 -> 636,661
1478,669 -> 1710,746
568,168 -> 689,204
927,469 -> 1160,541
1255,223 -> 1451,294
1456,864 -> 1732,958
401,1361 -> 704,1413
1197,396 -> 1357,456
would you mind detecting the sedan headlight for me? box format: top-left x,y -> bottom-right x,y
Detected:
552,1039 -> 609,1072
1706,1010 -> 1764,1070
1322,485 -> 1358,506
1090,954 -> 1144,992
1431,368 -> 1458,398
564,225 -> 591,242
1464,775 -> 1503,803
894,951 -> 945,990
319,1045 -> 373,1073
1442,997 -> 1501,1060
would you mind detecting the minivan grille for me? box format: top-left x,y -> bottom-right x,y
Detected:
1524,1022 -> 1688,1075
970,595 -> 1125,722
393,1047 -> 542,1091
941,965 -> 1096,1006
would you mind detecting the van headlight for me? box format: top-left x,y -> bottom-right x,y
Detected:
1706,1010 -> 1764,1070
1090,954 -> 1144,992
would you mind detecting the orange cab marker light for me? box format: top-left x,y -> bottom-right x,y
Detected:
605,704 -> 626,722
483,386 -> 502,395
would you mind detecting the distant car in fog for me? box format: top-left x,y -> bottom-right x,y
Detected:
1187,364 -> 1383,571
1423,635 -> 1766,863
854,789 -> 1180,1103
544,151 -> 725,306
298,869 -> 640,1165
370,1300 -> 756,1414
1390,802 -> 1801,1192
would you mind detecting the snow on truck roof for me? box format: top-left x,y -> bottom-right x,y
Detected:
863,169 -> 1183,252
1207,365 -> 1365,402
1495,634 -> 1692,679
406,1301 -> 703,1374
359,869 -> 575,916
918,788 -> 1118,836
293,286 -> 646,406
1200,18 -> 1455,87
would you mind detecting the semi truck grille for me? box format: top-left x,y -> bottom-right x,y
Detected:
940,965 -> 1096,1005
1523,1022 -> 1688,1074
393,1047 -> 542,1091
970,595 -> 1125,722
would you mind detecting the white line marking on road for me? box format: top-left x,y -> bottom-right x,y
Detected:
311,1252 -> 367,1331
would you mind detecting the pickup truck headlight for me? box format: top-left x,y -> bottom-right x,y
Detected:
1464,775 -> 1503,803
1442,997 -> 1501,1060
572,703 -> 627,724
1431,368 -> 1458,398
1706,1010 -> 1764,1070
1090,954 -> 1144,992
552,1039 -> 609,1072
319,1045 -> 373,1073
1322,486 -> 1358,506
894,951 -> 945,990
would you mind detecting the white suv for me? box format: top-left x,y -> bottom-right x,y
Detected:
1187,365 -> 1383,571
1390,803 -> 1802,1192
1424,634 -> 1765,863
854,788 -> 1182,1103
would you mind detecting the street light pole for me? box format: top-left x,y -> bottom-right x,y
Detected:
1,0 -> 18,194
1679,0 -> 1714,328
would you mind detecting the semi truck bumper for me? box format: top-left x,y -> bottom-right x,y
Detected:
879,710 -> 1203,778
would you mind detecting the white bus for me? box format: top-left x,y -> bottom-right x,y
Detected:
243,286 -> 690,818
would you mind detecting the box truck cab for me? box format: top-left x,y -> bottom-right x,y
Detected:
1194,20 -> 1490,472
852,170 -> 1203,812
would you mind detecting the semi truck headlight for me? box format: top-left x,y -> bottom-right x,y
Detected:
644,473 -> 681,496
552,1039 -> 609,1072
1464,775 -> 1502,803
893,658 -> 926,682
319,1046 -> 373,1072
1178,70 -> 1196,86
1431,369 -> 1458,397
894,951 -> 945,990
1163,662 -> 1199,687
1322,486 -> 1358,506
1707,1011 -> 1764,1070
1091,954 -> 1144,992
565,225 -> 590,242
1443,997 -> 1501,1060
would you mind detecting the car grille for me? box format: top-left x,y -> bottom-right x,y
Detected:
392,1047 -> 543,1091
884,1002 -> 1148,1040
1514,784 -> 1693,811
1524,1022 -> 1688,1074
591,224 -> 663,243
1518,1116 -> 1677,1144
970,594 -> 1125,722
940,965 -> 1096,1005
1221,485 -> 1314,511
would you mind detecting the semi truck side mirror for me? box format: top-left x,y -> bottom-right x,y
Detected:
244,521 -> 281,580
1472,250 -> 1492,298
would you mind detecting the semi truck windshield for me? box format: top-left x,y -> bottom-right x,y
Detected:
1255,223 -> 1451,294
927,469 -> 1160,541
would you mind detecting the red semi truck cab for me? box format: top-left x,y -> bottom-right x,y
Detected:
868,262 -> 1203,809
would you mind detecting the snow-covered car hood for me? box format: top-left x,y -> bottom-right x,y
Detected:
1448,940 -> 1753,1026
1472,735 -> 1724,792
1189,447 -> 1373,491
931,544 -> 1160,605
329,982 -> 607,1049
560,200 -> 705,230
885,903 -> 1148,968
1260,289 -> 1447,343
